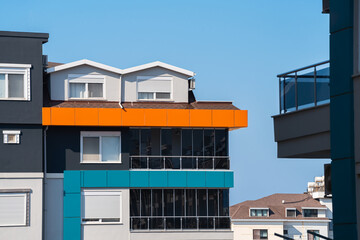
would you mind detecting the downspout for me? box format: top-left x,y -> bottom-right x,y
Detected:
119,74 -> 124,109
43,126 -> 48,240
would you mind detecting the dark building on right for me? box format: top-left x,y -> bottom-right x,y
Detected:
273,1 -> 360,239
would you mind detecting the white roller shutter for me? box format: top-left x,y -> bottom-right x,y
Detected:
137,77 -> 172,93
82,191 -> 121,221
0,193 -> 26,226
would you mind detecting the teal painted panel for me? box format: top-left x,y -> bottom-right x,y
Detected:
63,218 -> 81,240
64,171 -> 81,193
330,94 -> 354,160
224,172 -> 234,188
149,171 -> 167,187
187,171 -> 206,187
83,171 -> 107,187
330,0 -> 353,33
64,193 -> 81,218
205,172 -> 224,188
107,170 -> 130,187
330,29 -> 353,97
168,171 -> 187,187
130,171 -> 149,187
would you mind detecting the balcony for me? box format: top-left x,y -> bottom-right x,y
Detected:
273,61 -> 330,158
130,156 -> 230,170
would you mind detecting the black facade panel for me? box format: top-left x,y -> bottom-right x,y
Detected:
0,124 -> 43,172
0,32 -> 48,124
46,127 -> 131,173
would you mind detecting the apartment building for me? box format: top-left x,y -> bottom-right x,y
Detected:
272,0 -> 360,239
0,31 -> 248,240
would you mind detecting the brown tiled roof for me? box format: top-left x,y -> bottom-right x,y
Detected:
47,62 -> 63,68
230,193 -> 328,220
44,100 -> 239,110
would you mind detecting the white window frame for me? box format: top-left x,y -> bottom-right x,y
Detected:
67,74 -> 106,100
81,189 -> 122,225
285,208 -> 297,217
249,208 -> 269,217
0,191 -> 29,227
136,76 -> 173,101
0,63 -> 31,101
80,131 -> 121,164
3,130 -> 21,144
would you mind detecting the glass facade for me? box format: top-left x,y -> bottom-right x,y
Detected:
130,189 -> 230,230
130,128 -> 229,170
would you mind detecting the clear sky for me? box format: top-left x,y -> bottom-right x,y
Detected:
0,0 -> 330,204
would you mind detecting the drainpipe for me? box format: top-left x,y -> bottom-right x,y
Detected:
43,126 -> 48,240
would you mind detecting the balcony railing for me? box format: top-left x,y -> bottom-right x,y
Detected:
130,156 -> 230,170
130,216 -> 231,231
278,60 -> 330,114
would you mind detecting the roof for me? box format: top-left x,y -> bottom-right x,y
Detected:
230,193 -> 328,221
47,62 -> 63,68
44,100 -> 239,110
46,59 -> 195,77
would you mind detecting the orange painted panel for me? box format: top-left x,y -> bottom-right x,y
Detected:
234,110 -> 248,128
167,109 -> 190,127
212,110 -> 235,127
122,108 -> 145,126
144,109 -> 167,127
98,108 -> 122,126
75,108 -> 99,126
42,108 -> 51,125
189,109 -> 212,127
51,108 -> 75,126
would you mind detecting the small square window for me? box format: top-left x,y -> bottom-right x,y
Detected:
286,209 -> 296,217
3,130 -> 20,144
284,229 -> 288,235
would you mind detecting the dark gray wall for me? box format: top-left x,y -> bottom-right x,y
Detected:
46,127 -> 131,173
0,31 -> 48,124
0,124 -> 43,172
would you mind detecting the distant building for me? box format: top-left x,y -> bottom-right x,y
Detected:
230,193 -> 331,240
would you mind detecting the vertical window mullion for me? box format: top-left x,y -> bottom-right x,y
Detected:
206,189 -> 209,217
85,83 -> 89,98
5,74 -> 8,98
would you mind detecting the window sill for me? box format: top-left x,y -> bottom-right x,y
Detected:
81,222 -> 123,226
68,98 -> 106,101
0,98 -> 28,101
80,161 -> 122,164
137,99 -> 174,102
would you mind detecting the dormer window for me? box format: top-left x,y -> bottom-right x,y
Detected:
136,76 -> 172,101
286,208 -> 296,217
67,74 -> 105,100
250,208 -> 269,217
0,64 -> 31,101
303,208 -> 318,217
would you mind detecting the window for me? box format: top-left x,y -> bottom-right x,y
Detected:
308,230 -> 320,240
0,191 -> 29,226
303,209 -> 318,217
286,208 -> 296,217
68,74 -> 105,100
81,190 -> 122,224
253,229 -> 268,240
3,130 -> 20,144
81,132 -> 121,163
283,230 -> 288,235
250,209 -> 269,217
137,76 -> 172,101
0,64 -> 31,100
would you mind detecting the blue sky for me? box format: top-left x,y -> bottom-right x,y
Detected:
0,0 -> 330,204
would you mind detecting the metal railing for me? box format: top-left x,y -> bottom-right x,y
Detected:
307,230 -> 333,240
130,156 -> 230,170
278,60 -> 330,114
130,216 -> 231,231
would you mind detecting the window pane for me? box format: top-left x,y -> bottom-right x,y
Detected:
140,129 -> 152,155
101,136 -> 120,161
0,74 -> 5,98
193,129 -> 203,156
208,189 -> 218,216
83,137 -> 100,161
175,189 -> 184,216
0,193 -> 26,226
8,74 -> 24,98
287,209 -> 296,217
129,129 -> 140,155
141,190 -> 151,216
130,190 -> 140,216
219,189 -> 229,216
197,189 -> 207,216
164,190 -> 174,216
182,129 -> 192,156
152,190 -> 162,216
204,129 -> 215,156
88,83 -> 103,98
186,189 -> 196,216
138,92 -> 154,100
215,130 -> 228,156
161,129 -> 172,156
156,92 -> 170,99
70,83 -> 85,98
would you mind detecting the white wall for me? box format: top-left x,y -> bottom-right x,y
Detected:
122,67 -> 189,103
130,231 -> 233,240
231,221 -> 283,240
284,221 -> 329,240
50,65 -> 121,101
0,173 -> 43,240
45,175 -> 63,240
82,189 -> 130,240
